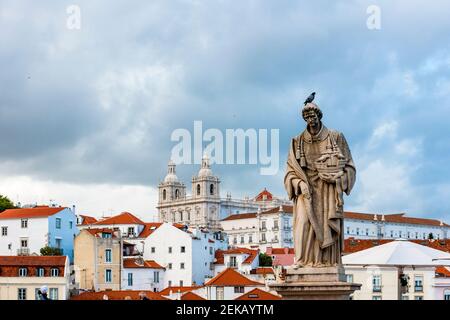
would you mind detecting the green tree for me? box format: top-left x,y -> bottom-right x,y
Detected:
40,246 -> 63,256
0,195 -> 16,212
259,253 -> 273,267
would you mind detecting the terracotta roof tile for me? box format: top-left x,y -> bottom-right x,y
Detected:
180,292 -> 206,300
435,266 -> 450,277
0,206 -> 66,220
93,212 -> 145,226
137,223 -> 163,238
344,239 -> 450,254
205,268 -> 264,287
70,290 -> 168,300
159,286 -> 202,295
235,288 -> 281,300
221,205 -> 293,221
79,215 -> 98,225
84,228 -> 118,238
214,247 -> 258,265
250,267 -> 274,275
123,258 -> 164,269
0,255 -> 67,266
254,188 -> 274,201
344,211 -> 449,227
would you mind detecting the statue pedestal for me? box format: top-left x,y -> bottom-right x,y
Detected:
269,266 -> 361,300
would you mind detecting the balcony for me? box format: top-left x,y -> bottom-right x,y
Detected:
17,248 -> 30,256
414,286 -> 423,293
372,285 -> 382,293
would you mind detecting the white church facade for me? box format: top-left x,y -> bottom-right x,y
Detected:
156,156 -> 290,231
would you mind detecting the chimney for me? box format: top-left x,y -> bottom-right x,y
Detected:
373,214 -> 378,221
381,214 -> 385,221
72,205 -> 76,215
279,205 -> 283,212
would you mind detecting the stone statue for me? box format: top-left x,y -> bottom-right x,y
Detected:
284,99 -> 356,267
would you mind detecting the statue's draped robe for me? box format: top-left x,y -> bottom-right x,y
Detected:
284,126 -> 356,267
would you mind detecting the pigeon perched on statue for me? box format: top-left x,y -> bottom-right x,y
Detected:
304,92 -> 316,105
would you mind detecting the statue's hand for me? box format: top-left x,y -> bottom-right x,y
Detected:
299,181 -> 311,200
319,171 -> 344,184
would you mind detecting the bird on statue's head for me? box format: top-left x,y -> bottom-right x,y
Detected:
304,92 -> 316,105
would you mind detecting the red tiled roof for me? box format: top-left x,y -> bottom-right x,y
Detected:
84,228 -> 117,238
181,292 -> 206,300
79,215 -> 97,225
0,256 -> 67,266
221,205 -> 293,221
344,239 -> 450,254
267,248 -> 295,255
70,290 -> 168,300
159,286 -> 202,296
344,211 -> 449,227
123,258 -> 164,269
250,267 -> 274,275
214,247 -> 259,265
254,188 -> 273,201
0,206 -> 66,220
235,288 -> 281,300
93,212 -> 145,226
138,223 -> 163,238
435,266 -> 450,277
205,268 -> 264,287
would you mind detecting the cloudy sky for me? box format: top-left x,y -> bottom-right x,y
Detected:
1,0 -> 449,222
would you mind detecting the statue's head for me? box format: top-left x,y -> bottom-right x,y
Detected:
302,102 -> 323,131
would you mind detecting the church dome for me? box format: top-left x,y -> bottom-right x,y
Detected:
164,160 -> 179,183
198,154 -> 213,177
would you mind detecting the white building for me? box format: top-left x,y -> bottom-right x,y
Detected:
157,157 -> 290,231
220,205 -> 293,251
212,247 -> 259,276
121,257 -> 165,292
342,239 -> 450,300
141,223 -> 228,287
0,205 -> 79,262
0,256 -> 70,300
344,212 -> 449,240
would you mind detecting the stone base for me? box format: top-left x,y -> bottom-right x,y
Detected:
269,266 -> 361,300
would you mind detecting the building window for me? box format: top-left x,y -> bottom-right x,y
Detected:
1,226 -> 7,236
168,247 -> 172,254
444,289 -> 450,300
229,256 -> 237,268
180,246 -> 185,253
415,232 -> 418,239
210,184 -> 214,195
105,249 -> 112,263
180,263 -> 185,269
284,219 -> 289,230
249,235 -> 253,243
261,233 -> 266,242
105,269 -> 112,283
49,288 -> 58,300
356,228 -> 359,235
399,231 -> 402,238
127,227 -> 135,236
414,275 -> 423,292
163,189 -> 167,200
390,230 -> 394,237
168,281 -> 172,287
102,232 -> 112,239
180,280 -> 184,287
261,221 -> 266,231
36,268 -> 44,277
209,247 -> 213,255
346,227 -> 350,234
346,274 -> 354,283
407,232 -> 410,238
366,228 -> 369,236
69,221 -> 73,229
35,288 -> 41,300
372,275 -> 382,292
128,273 -> 133,286
240,236 -> 244,244
18,288 -> 27,300
372,296 -> 382,300
55,218 -> 61,229
175,189 -> 180,199
197,184 -> 201,195
168,263 -> 172,270
51,268 -> 59,277
216,287 -> 224,300
55,238 -> 61,249
414,296 -> 423,300
234,286 -> 244,293
402,295 -> 409,300
273,220 -> 279,230
21,219 -> 28,228
21,239 -> 28,248
151,247 -> 155,253
19,268 -> 27,277
154,271 -> 160,283
233,237 -> 237,245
